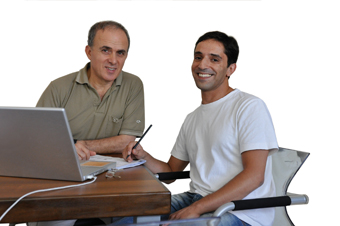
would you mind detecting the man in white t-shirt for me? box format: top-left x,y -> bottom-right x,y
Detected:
124,31 -> 278,226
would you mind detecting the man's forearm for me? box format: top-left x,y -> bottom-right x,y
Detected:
81,135 -> 136,154
142,153 -> 172,174
192,168 -> 264,215
188,150 -> 269,216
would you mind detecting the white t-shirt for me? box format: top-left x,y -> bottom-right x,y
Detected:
171,89 -> 278,226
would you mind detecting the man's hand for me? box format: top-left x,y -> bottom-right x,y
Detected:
75,140 -> 96,160
123,142 -> 189,175
123,141 -> 148,162
76,135 -> 136,154
169,205 -> 201,220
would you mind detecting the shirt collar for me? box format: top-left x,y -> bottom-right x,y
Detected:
76,62 -> 123,87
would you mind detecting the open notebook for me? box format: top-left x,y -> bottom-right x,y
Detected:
0,107 -> 115,181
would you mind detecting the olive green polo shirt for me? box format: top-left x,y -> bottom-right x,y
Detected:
36,63 -> 145,140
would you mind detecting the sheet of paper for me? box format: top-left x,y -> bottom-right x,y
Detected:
89,155 -> 146,170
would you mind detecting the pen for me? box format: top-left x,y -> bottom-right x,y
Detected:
126,124 -> 152,160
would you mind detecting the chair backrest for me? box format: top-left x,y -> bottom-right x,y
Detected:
272,147 -> 310,226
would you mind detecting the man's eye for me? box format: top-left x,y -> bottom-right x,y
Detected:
101,49 -> 111,54
212,58 -> 219,62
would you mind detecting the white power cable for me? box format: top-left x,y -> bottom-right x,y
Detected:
0,176 -> 97,221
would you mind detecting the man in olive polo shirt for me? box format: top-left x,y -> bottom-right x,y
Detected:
36,20 -> 145,161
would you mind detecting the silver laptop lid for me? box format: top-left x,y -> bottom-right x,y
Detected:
0,107 -> 106,181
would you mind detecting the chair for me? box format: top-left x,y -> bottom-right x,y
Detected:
155,147 -> 309,226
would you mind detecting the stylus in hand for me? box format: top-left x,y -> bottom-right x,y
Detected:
126,124 -> 152,160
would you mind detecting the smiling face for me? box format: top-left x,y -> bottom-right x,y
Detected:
191,39 -> 236,103
85,28 -> 128,86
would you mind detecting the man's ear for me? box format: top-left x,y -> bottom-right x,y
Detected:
226,63 -> 237,78
85,45 -> 91,60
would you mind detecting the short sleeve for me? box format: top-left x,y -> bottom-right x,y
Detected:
119,74 -> 145,137
237,98 -> 278,155
36,72 -> 77,108
36,82 -> 61,108
171,119 -> 190,161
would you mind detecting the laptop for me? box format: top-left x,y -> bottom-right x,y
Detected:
0,107 -> 116,181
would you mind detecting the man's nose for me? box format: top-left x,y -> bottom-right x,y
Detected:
198,57 -> 210,70
108,53 -> 117,64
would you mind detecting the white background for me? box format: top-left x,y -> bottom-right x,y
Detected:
0,0 -> 339,225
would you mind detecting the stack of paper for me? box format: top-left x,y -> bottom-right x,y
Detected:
89,155 -> 146,170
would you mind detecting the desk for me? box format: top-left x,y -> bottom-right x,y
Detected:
0,165 -> 171,223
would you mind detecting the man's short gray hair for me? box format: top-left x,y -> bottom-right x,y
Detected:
87,20 -> 130,51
